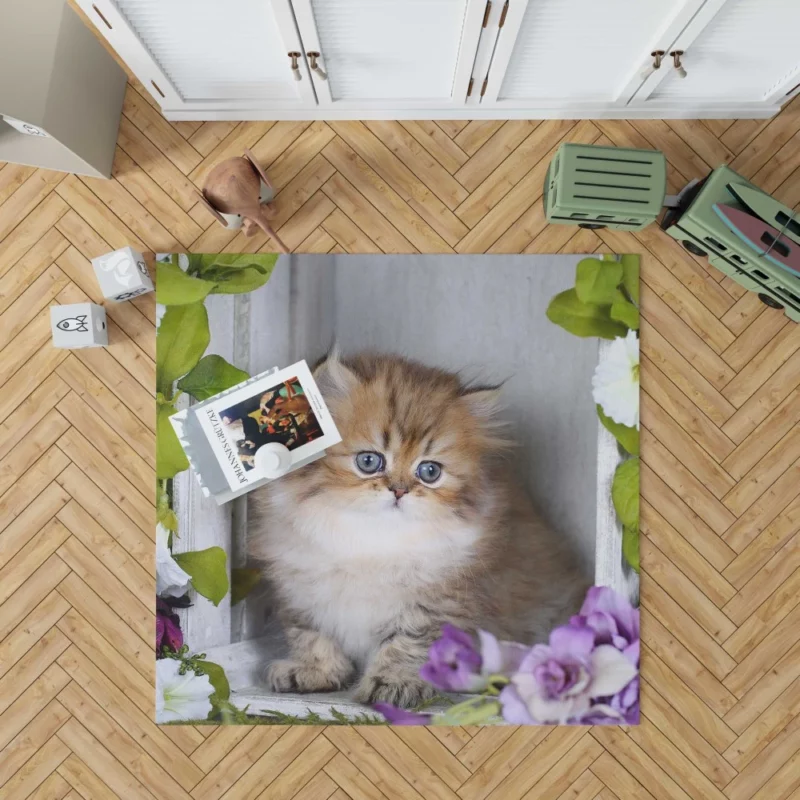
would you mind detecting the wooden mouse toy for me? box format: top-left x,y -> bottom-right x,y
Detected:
196,148 -> 289,253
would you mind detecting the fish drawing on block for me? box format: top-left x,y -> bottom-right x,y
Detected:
57,315 -> 89,332
713,204 -> 800,277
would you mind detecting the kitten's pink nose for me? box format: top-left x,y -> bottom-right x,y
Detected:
390,486 -> 407,500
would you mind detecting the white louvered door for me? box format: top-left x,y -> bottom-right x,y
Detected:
290,0 -> 487,108
630,0 -> 800,108
479,0 -> 707,109
75,0 -> 316,112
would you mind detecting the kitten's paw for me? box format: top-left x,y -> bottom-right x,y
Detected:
354,673 -> 437,708
264,659 -> 351,693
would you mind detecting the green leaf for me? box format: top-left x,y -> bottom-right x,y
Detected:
174,547 -> 229,606
158,506 -> 179,532
156,261 -> 216,306
612,457 -> 640,529
157,303 -> 210,394
157,404 -> 189,479
189,254 -> 279,295
208,266 -> 275,295
231,568 -> 261,606
546,289 -> 628,339
198,254 -> 279,271
620,254 -> 640,305
177,355 -> 249,401
597,405 -> 639,456
623,524 -> 640,573
575,258 -> 623,305
435,699 -> 501,726
156,489 -> 178,531
195,660 -> 230,706
610,289 -> 640,330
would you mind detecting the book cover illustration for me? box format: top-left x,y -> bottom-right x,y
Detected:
171,360 -> 341,502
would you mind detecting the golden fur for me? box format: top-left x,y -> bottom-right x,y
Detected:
250,352 -> 589,707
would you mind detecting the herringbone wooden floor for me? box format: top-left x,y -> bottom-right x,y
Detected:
2,60 -> 800,798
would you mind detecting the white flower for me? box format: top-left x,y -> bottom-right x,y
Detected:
155,303 -> 167,331
156,523 -> 191,597
156,658 -> 214,723
592,330 -> 640,429
178,253 -> 190,272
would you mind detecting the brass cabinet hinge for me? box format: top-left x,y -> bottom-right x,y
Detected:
467,77 -> 474,97
480,77 -> 488,97
482,0 -> 492,27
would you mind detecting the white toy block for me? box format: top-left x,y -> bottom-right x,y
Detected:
50,303 -> 108,349
91,246 -> 154,302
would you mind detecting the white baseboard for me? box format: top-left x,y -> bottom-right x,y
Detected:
162,104 -> 780,122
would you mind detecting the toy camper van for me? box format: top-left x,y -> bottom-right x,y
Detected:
543,143 -> 667,231
660,165 -> 800,322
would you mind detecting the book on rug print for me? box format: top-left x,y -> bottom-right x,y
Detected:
170,360 -> 341,503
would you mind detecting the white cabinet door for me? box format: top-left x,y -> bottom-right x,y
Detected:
631,0 -> 800,109
290,0 -> 486,109
478,0 -> 706,111
75,0 -> 316,112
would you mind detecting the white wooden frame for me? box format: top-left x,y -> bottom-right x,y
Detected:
289,0 -> 488,109
595,339 -> 639,606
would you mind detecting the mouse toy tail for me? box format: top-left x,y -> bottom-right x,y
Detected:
253,213 -> 290,254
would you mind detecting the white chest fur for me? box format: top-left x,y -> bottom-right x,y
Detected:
261,499 -> 480,663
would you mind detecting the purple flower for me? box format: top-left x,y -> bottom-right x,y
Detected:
499,623 -> 637,725
156,598 -> 183,657
373,703 -> 432,725
569,586 -> 640,723
420,625 -> 482,691
571,585 -> 639,665
419,625 -> 529,693
580,677 -> 639,725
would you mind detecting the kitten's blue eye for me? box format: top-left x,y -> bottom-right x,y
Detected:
416,461 -> 442,484
355,452 -> 384,474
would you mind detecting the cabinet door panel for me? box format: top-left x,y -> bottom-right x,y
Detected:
292,0 -> 484,107
481,0 -> 704,111
644,0 -> 800,104
81,0 -> 315,109
487,0 -> 692,105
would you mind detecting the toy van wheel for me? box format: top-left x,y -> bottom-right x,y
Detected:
758,293 -> 784,310
682,240 -> 707,257
578,223 -> 606,229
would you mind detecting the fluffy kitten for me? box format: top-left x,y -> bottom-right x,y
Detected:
250,352 -> 589,707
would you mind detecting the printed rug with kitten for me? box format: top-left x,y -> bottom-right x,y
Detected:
155,253 -> 640,726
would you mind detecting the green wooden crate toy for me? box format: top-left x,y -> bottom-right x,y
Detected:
543,143 -> 667,231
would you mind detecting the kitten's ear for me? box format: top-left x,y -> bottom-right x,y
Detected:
460,383 -> 504,419
313,349 -> 360,401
